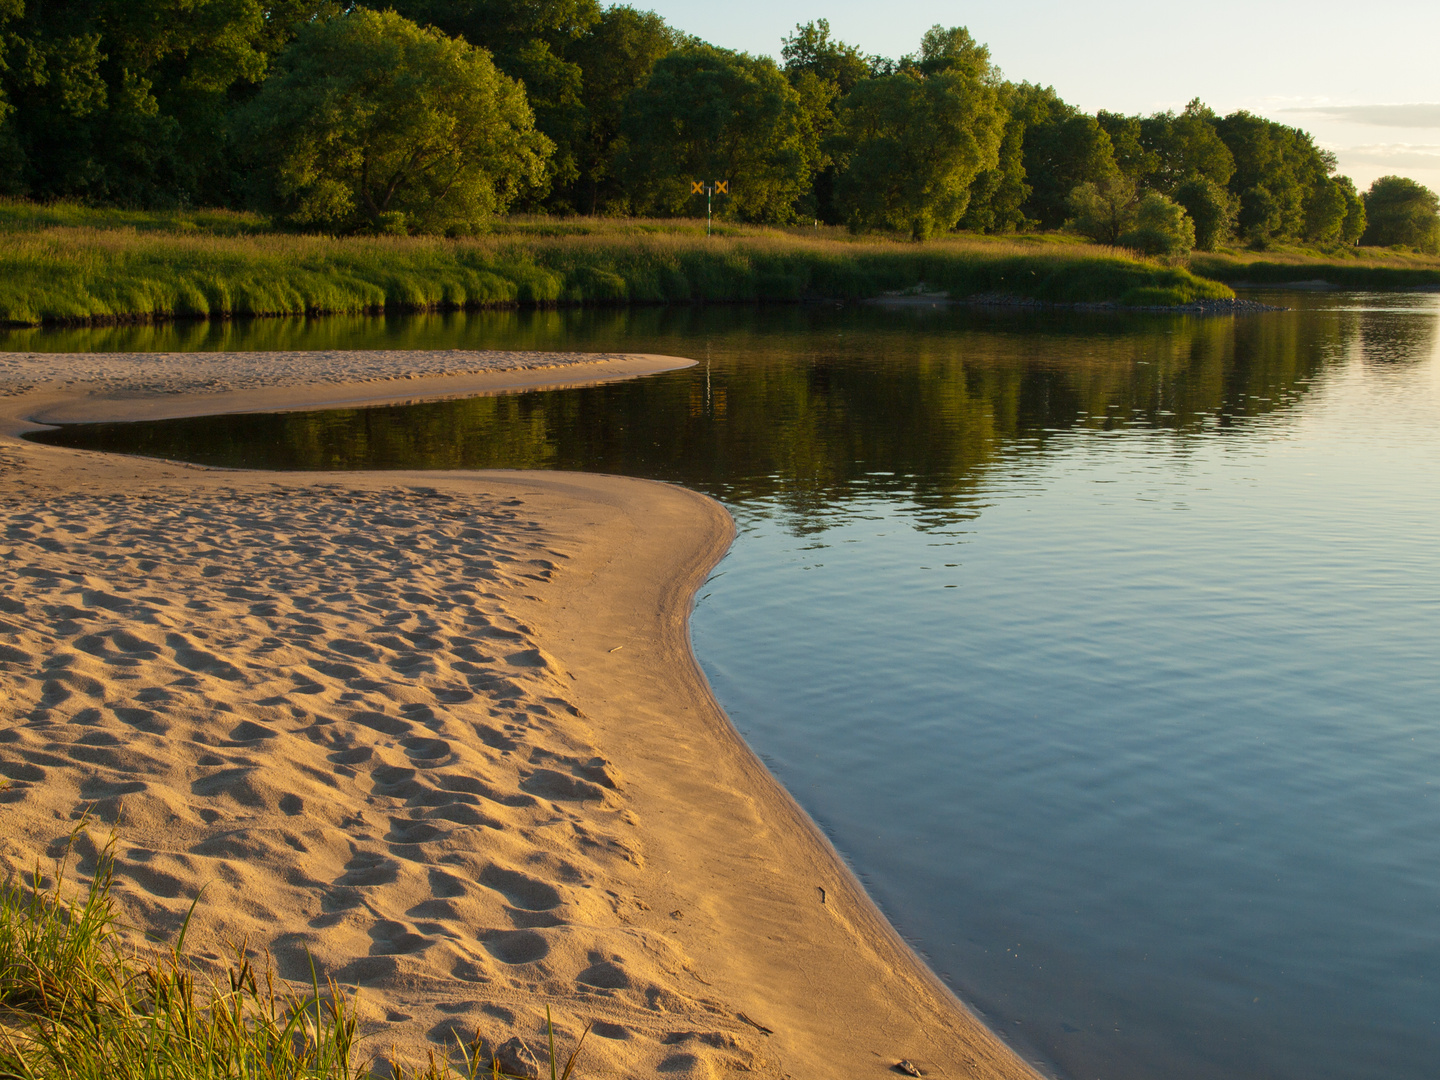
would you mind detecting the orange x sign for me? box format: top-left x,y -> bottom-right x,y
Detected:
692,181 -> 705,194
714,180 -> 729,194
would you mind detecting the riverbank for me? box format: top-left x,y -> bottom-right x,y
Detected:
0,351 -> 1041,1080
0,212 -> 1230,327
1193,249 -> 1440,290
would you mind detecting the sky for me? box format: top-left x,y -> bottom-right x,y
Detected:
639,0 -> 1440,195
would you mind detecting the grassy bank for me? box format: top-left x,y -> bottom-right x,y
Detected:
0,205 -> 1231,326
1193,245 -> 1440,290
0,838 -> 582,1079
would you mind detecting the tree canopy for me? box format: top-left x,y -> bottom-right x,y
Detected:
0,1 -> 1429,248
615,44 -> 812,222
1361,175 -> 1440,253
829,27 -> 1003,239
238,8 -> 550,232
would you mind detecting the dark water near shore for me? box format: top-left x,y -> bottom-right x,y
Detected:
22,295 -> 1440,1080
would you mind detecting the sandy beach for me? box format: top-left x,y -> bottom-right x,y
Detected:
0,349 -> 1039,1080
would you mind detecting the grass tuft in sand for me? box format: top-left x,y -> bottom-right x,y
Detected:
0,833 -> 584,1080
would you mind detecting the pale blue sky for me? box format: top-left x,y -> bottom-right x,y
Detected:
640,0 -> 1440,193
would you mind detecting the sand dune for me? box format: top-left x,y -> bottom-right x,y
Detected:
0,350 -> 1040,1080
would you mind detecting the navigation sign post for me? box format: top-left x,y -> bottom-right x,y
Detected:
692,180 -> 729,236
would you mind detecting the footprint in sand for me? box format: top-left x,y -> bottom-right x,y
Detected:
401,736 -> 451,761
386,817 -> 444,845
369,920 -> 431,956
337,853 -> 400,888
166,633 -> 245,681
577,959 -> 631,989
521,769 -> 608,803
480,929 -> 549,965
478,866 -> 563,911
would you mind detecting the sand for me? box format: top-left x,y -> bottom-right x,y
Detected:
0,348 -> 1041,1080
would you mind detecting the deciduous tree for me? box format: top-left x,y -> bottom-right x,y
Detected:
1337,176 -> 1366,244
388,0 -> 602,200
1014,85 -> 1117,228
1065,175 -> 1138,245
1173,175 -> 1237,251
564,5 -> 679,214
0,0 -> 280,205
1137,100 -> 1234,193
1361,175 -> 1440,253
615,45 -> 813,223
830,26 -> 1003,239
781,19 -> 869,223
961,82 -> 1030,233
1119,191 -> 1195,255
238,8 -> 550,232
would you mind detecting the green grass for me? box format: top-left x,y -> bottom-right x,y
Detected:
0,201 -> 1233,325
1193,244 -> 1440,289
0,834 -> 586,1080
0,201 -> 271,237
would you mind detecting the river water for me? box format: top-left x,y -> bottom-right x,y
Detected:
21,292 -> 1440,1080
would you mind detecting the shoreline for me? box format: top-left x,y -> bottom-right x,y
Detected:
868,292 -> 1283,314
0,349 -> 693,426
0,351 -> 1042,1080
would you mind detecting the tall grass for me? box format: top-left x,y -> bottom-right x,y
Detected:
0,207 -> 1232,326
1193,246 -> 1440,289
0,835 -> 584,1080
0,200 -> 270,237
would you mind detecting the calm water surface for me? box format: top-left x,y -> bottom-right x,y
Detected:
23,294 -> 1440,1080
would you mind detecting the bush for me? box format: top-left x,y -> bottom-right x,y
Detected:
1065,176 -> 1138,245
1119,192 -> 1195,255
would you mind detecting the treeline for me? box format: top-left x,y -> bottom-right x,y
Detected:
1,2 -> 1436,252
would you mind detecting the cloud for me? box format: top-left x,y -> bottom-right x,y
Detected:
1339,144 -> 1440,168
1286,104 -> 1440,128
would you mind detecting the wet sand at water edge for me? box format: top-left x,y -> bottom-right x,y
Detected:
0,348 -> 1041,1080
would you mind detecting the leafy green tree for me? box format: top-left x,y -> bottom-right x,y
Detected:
0,0 -> 18,119
1214,110 -> 1347,244
781,18 -> 870,93
255,2 -> 350,59
1360,175 -> 1440,252
1137,100 -> 1233,193
1119,191 -> 1195,255
563,5 -> 679,214
615,45 -> 813,222
1237,183 -> 1282,247
0,0 -> 19,191
0,0 -> 284,205
781,19 -> 870,222
387,0 -> 601,64
238,8 -> 550,232
1336,175 -> 1366,244
1065,174 -> 1138,244
909,23 -> 993,78
1303,175 -> 1349,244
1013,84 -> 1118,228
1172,175 -> 1237,251
1096,110 -> 1157,186
830,28 -> 1003,240
961,82 -> 1030,233
388,0 -> 603,200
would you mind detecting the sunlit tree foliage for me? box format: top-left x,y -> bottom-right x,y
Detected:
238,8 -> 550,232
1361,176 -> 1440,253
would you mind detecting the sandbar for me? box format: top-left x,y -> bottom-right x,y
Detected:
0,349 -> 1040,1080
